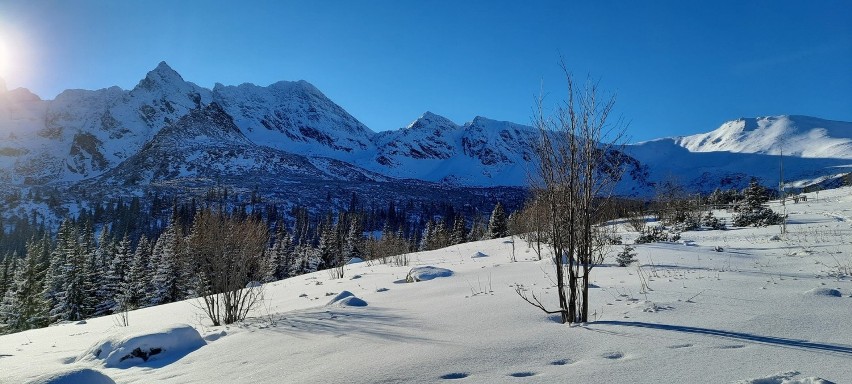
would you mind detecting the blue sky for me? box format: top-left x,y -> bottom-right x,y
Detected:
0,0 -> 849,141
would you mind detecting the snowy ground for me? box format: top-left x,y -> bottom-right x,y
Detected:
3,187 -> 852,383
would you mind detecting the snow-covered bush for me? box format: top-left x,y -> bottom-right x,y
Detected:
701,211 -> 726,230
77,324 -> 205,368
733,208 -> 784,227
616,245 -> 637,267
732,179 -> 784,227
634,226 -> 674,244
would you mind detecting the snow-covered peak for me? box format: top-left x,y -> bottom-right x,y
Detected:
212,79 -> 375,157
145,61 -> 184,84
674,115 -> 852,159
4,87 -> 41,102
130,61 -> 210,102
405,111 -> 459,131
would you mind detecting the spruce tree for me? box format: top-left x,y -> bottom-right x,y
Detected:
488,202 -> 508,239
150,223 -> 185,305
123,236 -> 152,309
343,218 -> 362,263
420,220 -> 434,251
451,216 -> 467,245
0,239 -> 50,331
733,178 -> 783,227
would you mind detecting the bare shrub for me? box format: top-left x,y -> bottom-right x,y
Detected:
188,209 -> 268,326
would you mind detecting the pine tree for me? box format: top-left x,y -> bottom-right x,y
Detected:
488,202 -> 508,239
95,234 -> 130,315
318,224 -> 339,270
0,239 -> 50,331
450,216 -> 467,245
123,236 -> 152,309
93,229 -> 116,316
432,219 -> 449,249
616,245 -> 637,267
343,218 -> 363,263
50,222 -> 92,322
150,223 -> 185,305
420,220 -> 434,251
733,178 -> 783,227
0,255 -> 12,303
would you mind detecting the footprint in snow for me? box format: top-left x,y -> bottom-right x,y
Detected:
550,359 -> 572,366
508,372 -> 536,378
440,372 -> 469,380
602,352 -> 625,359
667,343 -> 693,349
717,344 -> 745,349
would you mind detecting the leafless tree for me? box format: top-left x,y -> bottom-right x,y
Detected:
188,209 -> 268,326
518,63 -> 626,324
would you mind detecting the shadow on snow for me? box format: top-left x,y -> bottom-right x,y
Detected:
586,321 -> 852,357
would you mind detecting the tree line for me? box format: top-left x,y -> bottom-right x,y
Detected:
0,199 -> 511,332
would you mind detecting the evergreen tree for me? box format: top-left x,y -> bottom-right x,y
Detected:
343,217 -> 363,262
487,202 -> 508,239
318,224 -> 339,270
50,222 -> 92,322
123,236 -> 152,309
95,234 -> 130,315
733,178 -> 783,227
0,239 -> 50,331
150,222 -> 186,305
92,229 -> 117,316
450,216 -> 467,245
432,219 -> 450,249
420,220 -> 434,251
0,255 -> 11,302
265,226 -> 294,281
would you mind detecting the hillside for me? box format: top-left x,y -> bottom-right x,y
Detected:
2,187 -> 851,383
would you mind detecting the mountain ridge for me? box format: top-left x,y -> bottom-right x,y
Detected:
1,62 -> 850,206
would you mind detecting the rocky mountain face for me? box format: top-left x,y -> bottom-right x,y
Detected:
0,62 -> 560,193
1,62 -> 850,213
367,112 -> 540,185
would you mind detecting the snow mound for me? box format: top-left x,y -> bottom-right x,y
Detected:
735,370 -> 833,384
326,291 -> 368,307
804,288 -> 842,297
346,257 -> 364,264
28,368 -> 115,384
77,324 -> 205,368
405,266 -> 454,282
471,251 -> 488,258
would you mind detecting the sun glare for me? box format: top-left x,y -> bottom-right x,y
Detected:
0,36 -> 8,78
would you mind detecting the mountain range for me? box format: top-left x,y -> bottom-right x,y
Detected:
1,62 -> 850,215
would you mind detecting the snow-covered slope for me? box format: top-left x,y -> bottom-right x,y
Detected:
619,115 -> 852,194
78,102 -> 389,191
212,80 -> 375,159
366,112 -> 539,186
3,186 -> 851,383
624,138 -> 852,194
674,115 -> 852,159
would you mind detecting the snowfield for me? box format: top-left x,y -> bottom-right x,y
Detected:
3,188 -> 852,383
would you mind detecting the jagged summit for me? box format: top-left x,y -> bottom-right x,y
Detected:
133,61 -> 189,92
406,111 -> 459,131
